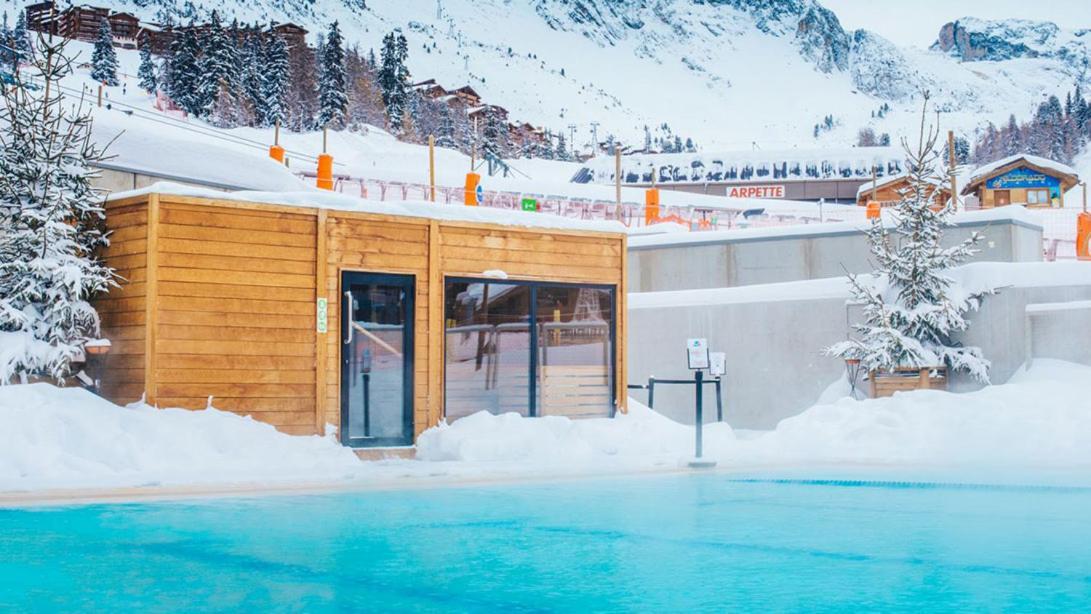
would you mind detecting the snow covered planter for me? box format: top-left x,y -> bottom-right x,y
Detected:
828,94 -> 994,397
869,367 -> 947,398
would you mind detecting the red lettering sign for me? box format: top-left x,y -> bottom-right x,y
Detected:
727,185 -> 784,199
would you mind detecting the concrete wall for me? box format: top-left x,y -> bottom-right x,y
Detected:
93,164 -> 237,195
629,217 -> 1043,292
627,281 -> 1091,430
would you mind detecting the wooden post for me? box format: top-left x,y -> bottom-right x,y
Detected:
614,147 -> 622,208
428,135 -> 436,202
144,193 -> 160,407
471,116 -> 478,170
947,130 -> 958,211
97,83 -> 103,107
871,166 -> 877,202
322,125 -> 328,154
314,209 -> 328,435
274,120 -> 280,146
1083,181 -> 1088,213
427,220 -> 443,432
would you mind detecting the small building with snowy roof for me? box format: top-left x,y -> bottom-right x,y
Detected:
961,154 -> 1079,209
94,185 -> 627,450
855,171 -> 951,208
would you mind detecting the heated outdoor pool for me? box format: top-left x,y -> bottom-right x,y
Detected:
2,474 -> 1089,610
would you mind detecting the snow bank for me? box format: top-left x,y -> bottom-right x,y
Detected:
416,403 -> 734,466
734,359 -> 1091,472
416,360 -> 1091,480
0,384 -> 361,492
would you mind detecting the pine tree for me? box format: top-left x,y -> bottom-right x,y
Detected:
378,30 -> 411,132
827,94 -> 992,383
137,46 -> 157,94
196,11 -> 239,119
90,18 -> 119,86
12,9 -> 29,62
167,24 -> 201,115
240,30 -> 265,124
0,35 -> 117,382
260,31 -> 290,128
317,21 -> 348,128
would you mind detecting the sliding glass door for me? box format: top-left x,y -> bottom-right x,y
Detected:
444,279 -> 615,421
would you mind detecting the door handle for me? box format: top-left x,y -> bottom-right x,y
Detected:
344,291 -> 353,345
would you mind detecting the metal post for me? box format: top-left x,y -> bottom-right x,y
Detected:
647,376 -> 655,409
362,372 -> 370,437
715,377 -> 723,422
694,370 -> 703,457
428,134 -> 436,202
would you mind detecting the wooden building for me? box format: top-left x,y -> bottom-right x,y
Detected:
95,190 -> 627,448
452,85 -> 482,107
27,3 -> 141,46
962,154 -> 1079,209
855,172 -> 951,208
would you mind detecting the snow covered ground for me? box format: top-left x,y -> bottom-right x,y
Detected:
3,358 -> 1090,497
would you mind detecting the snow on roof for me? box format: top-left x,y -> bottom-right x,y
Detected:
965,154 -> 1079,189
854,171 -> 948,198
575,147 -> 906,185
107,182 -> 628,234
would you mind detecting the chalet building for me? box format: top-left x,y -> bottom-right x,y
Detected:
856,172 -> 952,208
468,104 -> 509,125
451,85 -> 482,107
412,79 -> 449,100
962,154 -> 1080,209
26,2 -> 140,48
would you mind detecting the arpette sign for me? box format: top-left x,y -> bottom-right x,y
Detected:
727,185 -> 785,199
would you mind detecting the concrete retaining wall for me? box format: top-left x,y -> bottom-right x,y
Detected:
629,212 -> 1043,292
627,265 -> 1091,429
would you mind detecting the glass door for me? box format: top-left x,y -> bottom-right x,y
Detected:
340,272 -> 414,447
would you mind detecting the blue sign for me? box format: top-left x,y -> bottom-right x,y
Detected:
476,184 -> 483,203
985,167 -> 1060,190
985,166 -> 1062,204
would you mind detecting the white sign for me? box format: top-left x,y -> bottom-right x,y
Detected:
316,297 -> 328,334
709,352 -> 726,377
686,338 -> 709,370
727,184 -> 785,199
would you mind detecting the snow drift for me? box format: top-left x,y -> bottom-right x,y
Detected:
2,359 -> 1090,494
0,384 -> 361,492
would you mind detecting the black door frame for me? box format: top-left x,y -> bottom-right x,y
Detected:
442,277 -> 617,418
340,271 -> 415,448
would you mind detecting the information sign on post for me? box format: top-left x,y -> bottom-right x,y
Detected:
686,338 -> 709,370
709,352 -> 726,378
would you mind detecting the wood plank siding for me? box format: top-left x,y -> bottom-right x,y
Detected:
95,193 -> 627,442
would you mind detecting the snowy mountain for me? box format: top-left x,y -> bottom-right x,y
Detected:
3,0 -> 1088,153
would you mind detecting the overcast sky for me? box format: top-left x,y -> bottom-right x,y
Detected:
822,0 -> 1091,47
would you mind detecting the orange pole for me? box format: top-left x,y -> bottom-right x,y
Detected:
317,154 -> 334,191
644,188 -> 660,225
1078,183 -> 1090,260
464,172 -> 481,206
270,120 -> 285,163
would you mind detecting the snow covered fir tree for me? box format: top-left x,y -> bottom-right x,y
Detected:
90,18 -> 118,87
827,96 -> 993,383
317,21 -> 348,128
137,46 -> 157,94
0,33 -> 117,383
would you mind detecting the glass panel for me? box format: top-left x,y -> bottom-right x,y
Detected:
536,286 -> 614,418
345,281 -> 408,442
444,282 -> 531,419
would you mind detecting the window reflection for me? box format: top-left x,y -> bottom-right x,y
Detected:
443,279 -> 615,421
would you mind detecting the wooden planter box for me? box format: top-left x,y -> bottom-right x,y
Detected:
869,367 -> 947,398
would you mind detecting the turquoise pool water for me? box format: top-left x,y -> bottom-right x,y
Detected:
2,474 -> 1090,611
